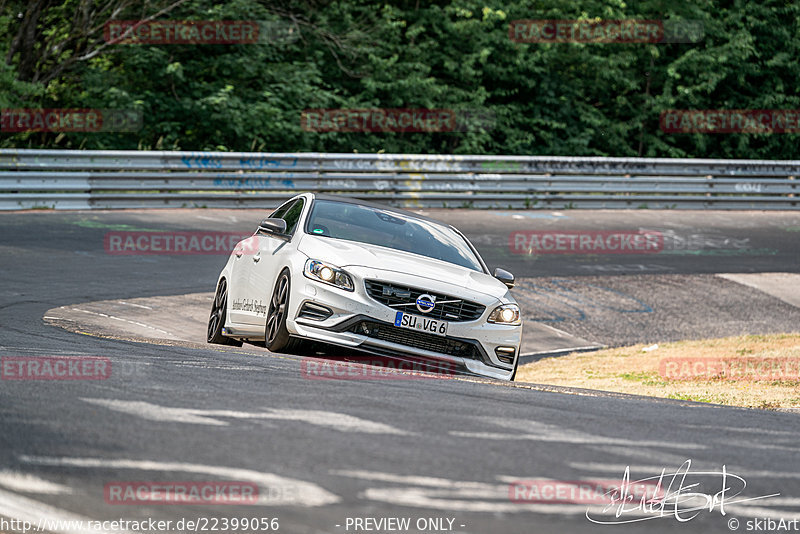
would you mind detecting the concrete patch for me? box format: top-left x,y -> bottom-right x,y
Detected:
44,292 -> 212,345
718,273 -> 800,309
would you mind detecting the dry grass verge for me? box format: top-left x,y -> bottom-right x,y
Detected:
516,333 -> 800,409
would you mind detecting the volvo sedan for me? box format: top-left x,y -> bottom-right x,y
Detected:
207,193 -> 522,380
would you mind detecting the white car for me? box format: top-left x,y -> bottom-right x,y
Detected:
207,193 -> 522,380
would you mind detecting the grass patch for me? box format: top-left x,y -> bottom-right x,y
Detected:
516,333 -> 800,410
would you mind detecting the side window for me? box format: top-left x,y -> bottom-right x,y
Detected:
269,203 -> 290,220
280,198 -> 305,234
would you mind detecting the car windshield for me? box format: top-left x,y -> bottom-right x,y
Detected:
306,200 -> 484,272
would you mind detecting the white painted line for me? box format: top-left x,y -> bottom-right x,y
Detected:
572,461 -> 800,480
450,431 -> 706,450
733,497 -> 800,506
583,446 -> 698,467
333,469 -> 636,515
70,308 -> 174,336
81,398 -> 228,426
332,470 -> 479,488
568,462 -> 711,475
486,418 -> 707,449
0,348 -> 92,356
80,398 -> 407,434
519,345 -> 603,358
114,301 -> 153,310
361,486 -> 593,514
334,469 -> 798,518
0,487 -> 136,534
19,456 -> 338,507
242,408 -> 407,434
0,471 -> 72,495
171,362 -> 262,371
678,423 -> 798,436
709,469 -> 800,480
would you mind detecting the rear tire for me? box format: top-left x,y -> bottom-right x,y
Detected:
207,279 -> 243,346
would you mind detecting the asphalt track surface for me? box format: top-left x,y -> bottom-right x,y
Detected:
1,208 -> 800,534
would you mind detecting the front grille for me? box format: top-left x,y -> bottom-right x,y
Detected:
365,280 -> 485,322
349,320 -> 482,361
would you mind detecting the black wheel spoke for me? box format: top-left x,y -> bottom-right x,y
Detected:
208,312 -> 218,338
208,281 -> 227,342
278,281 -> 287,303
266,273 -> 289,346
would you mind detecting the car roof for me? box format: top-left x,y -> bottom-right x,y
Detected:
307,193 -> 450,227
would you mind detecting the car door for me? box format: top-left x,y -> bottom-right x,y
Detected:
241,198 -> 306,326
227,202 -> 290,325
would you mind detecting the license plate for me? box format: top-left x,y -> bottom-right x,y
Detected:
394,311 -> 448,337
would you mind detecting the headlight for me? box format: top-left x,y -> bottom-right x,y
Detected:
487,304 -> 521,325
304,259 -> 354,291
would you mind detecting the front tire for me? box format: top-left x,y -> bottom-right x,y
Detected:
266,270 -> 293,352
207,279 -> 242,346
265,270 -> 307,353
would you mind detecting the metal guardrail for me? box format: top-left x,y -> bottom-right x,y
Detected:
1,149 -> 798,210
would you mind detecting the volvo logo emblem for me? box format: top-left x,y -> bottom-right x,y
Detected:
416,294 -> 436,313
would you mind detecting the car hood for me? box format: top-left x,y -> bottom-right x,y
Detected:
297,234 -> 508,299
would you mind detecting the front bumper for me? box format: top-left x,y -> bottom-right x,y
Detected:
286,267 -> 522,380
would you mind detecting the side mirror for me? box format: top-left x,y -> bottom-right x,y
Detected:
493,267 -> 515,289
258,217 -> 287,236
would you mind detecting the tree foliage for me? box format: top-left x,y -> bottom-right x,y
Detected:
1,0 -> 798,157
